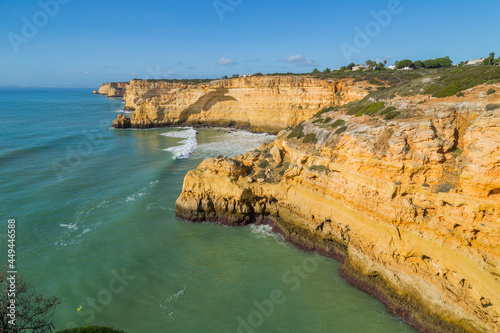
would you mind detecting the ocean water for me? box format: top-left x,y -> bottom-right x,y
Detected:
0,87 -> 417,333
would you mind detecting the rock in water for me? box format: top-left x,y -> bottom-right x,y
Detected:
113,114 -> 131,128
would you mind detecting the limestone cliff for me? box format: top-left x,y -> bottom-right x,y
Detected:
98,82 -> 128,97
176,84 -> 500,333
108,76 -> 367,133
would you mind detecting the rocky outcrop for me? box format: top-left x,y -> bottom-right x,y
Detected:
105,76 -> 368,133
176,84 -> 500,333
98,82 -> 128,97
122,80 -> 190,110
112,114 -> 131,128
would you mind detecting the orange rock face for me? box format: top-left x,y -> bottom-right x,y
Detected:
176,84 -> 500,332
106,76 -> 368,132
98,82 -> 128,97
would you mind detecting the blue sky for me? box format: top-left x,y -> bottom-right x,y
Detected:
1,0 -> 499,86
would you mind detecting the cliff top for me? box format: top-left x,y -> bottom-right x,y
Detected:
102,65 -> 500,98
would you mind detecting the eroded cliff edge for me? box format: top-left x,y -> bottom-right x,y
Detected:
175,84 -> 500,333
108,76 -> 367,133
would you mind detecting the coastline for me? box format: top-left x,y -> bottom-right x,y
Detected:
98,76 -> 500,333
175,208 -> 466,333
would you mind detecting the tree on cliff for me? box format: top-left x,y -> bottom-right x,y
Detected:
423,56 -> 452,68
365,60 -> 376,71
375,61 -> 386,71
483,52 -> 495,66
0,267 -> 61,332
323,67 -> 331,74
396,59 -> 414,69
413,60 -> 424,68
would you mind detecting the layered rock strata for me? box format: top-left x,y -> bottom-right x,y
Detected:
109,76 -> 367,133
176,85 -> 500,333
98,82 -> 128,97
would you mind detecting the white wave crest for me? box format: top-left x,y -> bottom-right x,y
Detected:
161,128 -> 198,159
192,130 -> 274,159
59,223 -> 78,230
113,109 -> 134,114
250,224 -> 275,238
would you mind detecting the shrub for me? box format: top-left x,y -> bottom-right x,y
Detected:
487,88 -> 496,95
56,326 -> 126,333
287,124 -> 305,139
384,111 -> 400,120
456,91 -> 464,97
485,104 -> 500,111
323,117 -> 332,123
380,106 -> 397,114
331,119 -> 346,129
302,133 -> 317,144
335,126 -> 348,134
308,165 -> 327,173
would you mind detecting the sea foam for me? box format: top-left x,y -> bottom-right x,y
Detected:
161,128 -> 198,159
191,129 -> 274,159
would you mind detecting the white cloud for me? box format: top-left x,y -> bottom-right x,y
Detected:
217,57 -> 237,66
280,54 -> 318,67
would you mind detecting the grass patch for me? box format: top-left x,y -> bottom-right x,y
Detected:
423,66 -> 500,97
354,102 -> 386,117
331,119 -> 346,129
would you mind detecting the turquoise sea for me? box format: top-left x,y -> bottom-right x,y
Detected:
0,87 -> 417,332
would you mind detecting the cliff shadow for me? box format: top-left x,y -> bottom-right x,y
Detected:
179,88 -> 237,123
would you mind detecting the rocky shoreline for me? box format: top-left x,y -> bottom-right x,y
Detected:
174,81 -> 500,333
98,76 -> 500,332
175,208 -> 467,333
